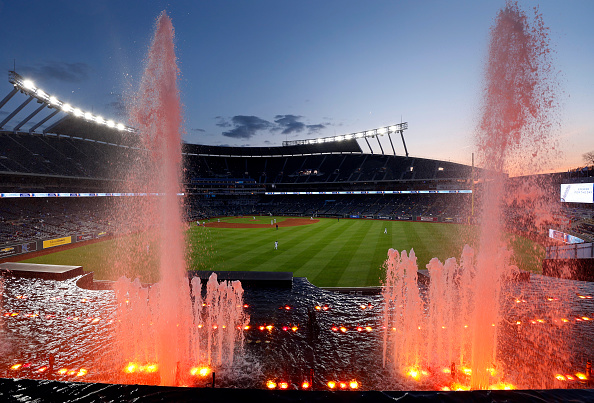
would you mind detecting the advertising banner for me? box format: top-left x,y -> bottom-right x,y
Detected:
20,241 -> 37,254
397,216 -> 412,221
548,229 -> 584,244
0,246 -> 17,259
76,234 -> 95,242
0,241 -> 38,258
43,236 -> 72,249
418,216 -> 438,222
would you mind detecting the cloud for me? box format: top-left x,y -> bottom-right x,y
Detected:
215,116 -> 231,128
20,61 -> 92,83
221,115 -> 273,139
191,128 -> 206,132
274,114 -> 306,135
306,124 -> 325,133
217,114 -> 328,139
274,114 -> 326,135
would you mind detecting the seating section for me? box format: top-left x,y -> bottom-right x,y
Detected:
0,198 -> 113,247
2,132 -> 590,247
1,133 -> 473,186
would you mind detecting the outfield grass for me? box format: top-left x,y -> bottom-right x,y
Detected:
19,217 -> 544,287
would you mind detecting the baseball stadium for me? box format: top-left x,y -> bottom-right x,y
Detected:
0,5 -> 594,401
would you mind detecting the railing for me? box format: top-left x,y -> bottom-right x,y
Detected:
545,242 -> 594,260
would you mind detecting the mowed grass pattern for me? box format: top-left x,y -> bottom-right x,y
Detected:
20,217 -> 542,287
189,217 -> 477,287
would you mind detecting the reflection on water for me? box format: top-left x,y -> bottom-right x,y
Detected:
0,275 -> 592,390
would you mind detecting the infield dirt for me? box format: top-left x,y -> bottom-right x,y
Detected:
206,218 -> 319,229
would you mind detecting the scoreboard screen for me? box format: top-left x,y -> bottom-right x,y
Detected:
560,183 -> 593,203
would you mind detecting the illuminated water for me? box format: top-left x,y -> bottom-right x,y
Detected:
381,2 -> 569,390
105,11 -> 249,386
1,2 -> 588,393
0,274 -> 592,390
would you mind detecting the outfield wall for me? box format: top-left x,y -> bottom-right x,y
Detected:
0,230 -> 108,260
283,212 -> 464,223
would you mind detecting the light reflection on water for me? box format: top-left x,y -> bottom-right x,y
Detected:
0,275 -> 592,390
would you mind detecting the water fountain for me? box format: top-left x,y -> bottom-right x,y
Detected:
0,3 -> 593,400
381,1 -> 583,391
109,11 -> 248,386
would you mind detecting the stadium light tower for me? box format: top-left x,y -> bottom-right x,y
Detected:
5,71 -> 136,134
282,123 -> 408,156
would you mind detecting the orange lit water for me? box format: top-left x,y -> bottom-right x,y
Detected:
381,2 -> 572,390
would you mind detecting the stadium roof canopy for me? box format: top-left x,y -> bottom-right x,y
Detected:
183,140 -> 362,157
0,71 -> 137,145
0,70 -> 367,157
1,70 -> 413,158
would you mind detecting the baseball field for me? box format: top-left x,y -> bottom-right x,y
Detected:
18,216 -> 544,287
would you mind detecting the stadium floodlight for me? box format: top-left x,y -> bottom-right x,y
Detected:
8,70 -> 137,134
23,79 -> 36,90
282,122 -> 409,156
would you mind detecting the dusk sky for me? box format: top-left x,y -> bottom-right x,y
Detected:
0,0 -> 592,172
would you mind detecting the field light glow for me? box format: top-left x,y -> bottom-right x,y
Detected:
23,79 -> 35,90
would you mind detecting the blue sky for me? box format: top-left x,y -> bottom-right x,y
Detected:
0,0 -> 592,171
